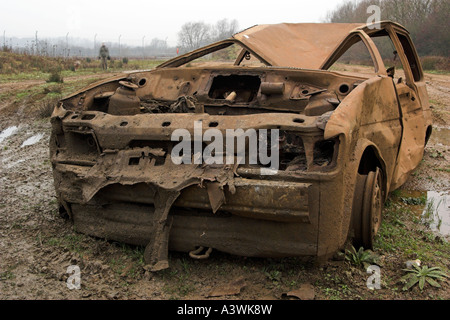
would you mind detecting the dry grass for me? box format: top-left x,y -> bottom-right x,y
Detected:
36,96 -> 59,118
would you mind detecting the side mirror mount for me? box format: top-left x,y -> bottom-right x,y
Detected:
387,66 -> 395,78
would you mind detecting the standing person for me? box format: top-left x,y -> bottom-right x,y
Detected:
98,43 -> 110,70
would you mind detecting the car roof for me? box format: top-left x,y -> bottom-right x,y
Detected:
232,21 -> 407,69
233,23 -> 362,69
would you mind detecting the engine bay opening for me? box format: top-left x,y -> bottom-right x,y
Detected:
208,75 -> 261,102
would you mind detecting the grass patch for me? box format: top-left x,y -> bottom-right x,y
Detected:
375,194 -> 450,266
0,269 -> 16,281
108,243 -> 146,279
45,233 -> 91,256
0,51 -> 165,83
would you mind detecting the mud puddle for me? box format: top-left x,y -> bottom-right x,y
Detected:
395,189 -> 450,239
0,126 -> 19,143
20,133 -> 45,147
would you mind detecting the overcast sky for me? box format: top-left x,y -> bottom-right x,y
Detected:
1,0 -> 348,46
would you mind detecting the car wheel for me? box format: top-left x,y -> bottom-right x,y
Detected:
352,167 -> 383,249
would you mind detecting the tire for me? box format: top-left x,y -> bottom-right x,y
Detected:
351,167 -> 384,249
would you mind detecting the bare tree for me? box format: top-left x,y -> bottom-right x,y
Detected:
177,21 -> 211,52
211,19 -> 239,42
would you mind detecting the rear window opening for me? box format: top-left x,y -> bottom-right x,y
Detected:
208,75 -> 261,103
174,42 -> 267,68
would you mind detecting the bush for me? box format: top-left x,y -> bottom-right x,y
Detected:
420,56 -> 450,71
122,57 -> 129,64
47,69 -> 63,83
36,97 -> 60,118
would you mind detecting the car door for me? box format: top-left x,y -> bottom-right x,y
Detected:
387,27 -> 428,190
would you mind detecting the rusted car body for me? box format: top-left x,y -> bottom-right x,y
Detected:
50,21 -> 431,271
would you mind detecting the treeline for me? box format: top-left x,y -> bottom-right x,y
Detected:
326,0 -> 449,57
177,19 -> 239,53
1,19 -> 240,59
0,37 -> 176,59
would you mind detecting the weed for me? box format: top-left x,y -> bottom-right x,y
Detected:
323,287 -> 341,300
179,258 -> 191,274
265,270 -> 282,283
400,195 -> 426,205
423,198 -> 436,220
345,245 -> 380,269
401,265 -> 449,291
289,280 -> 298,287
428,148 -> 443,158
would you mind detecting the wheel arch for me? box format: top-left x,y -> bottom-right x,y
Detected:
349,141 -> 387,249
355,142 -> 388,201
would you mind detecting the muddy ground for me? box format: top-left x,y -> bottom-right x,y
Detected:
0,68 -> 448,301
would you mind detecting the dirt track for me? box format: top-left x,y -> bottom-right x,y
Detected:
0,70 -> 448,300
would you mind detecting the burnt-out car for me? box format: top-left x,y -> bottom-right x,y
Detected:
50,21 -> 432,271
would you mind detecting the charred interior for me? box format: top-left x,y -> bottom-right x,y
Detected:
62,67 -> 363,116
207,75 -> 261,102
54,66 -> 364,175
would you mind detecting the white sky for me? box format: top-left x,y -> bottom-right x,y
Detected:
1,0 -> 347,46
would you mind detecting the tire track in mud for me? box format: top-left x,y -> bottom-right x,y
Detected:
0,73 -> 113,94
